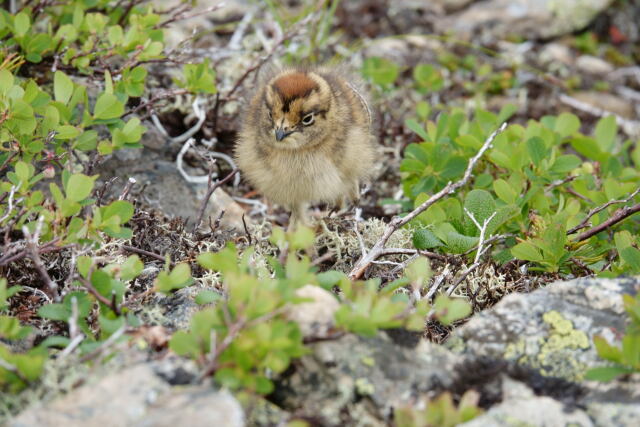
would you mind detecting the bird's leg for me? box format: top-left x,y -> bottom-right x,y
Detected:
289,202 -> 310,230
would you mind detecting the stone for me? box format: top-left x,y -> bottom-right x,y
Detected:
571,91 -> 635,118
447,278 -> 636,382
96,152 -> 249,231
439,0 -> 615,39
461,377 -> 593,427
539,42 -> 575,66
576,55 -> 615,75
273,333 -> 458,425
285,285 -> 340,339
10,364 -> 244,427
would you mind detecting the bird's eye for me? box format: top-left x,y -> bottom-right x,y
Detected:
301,113 -> 314,126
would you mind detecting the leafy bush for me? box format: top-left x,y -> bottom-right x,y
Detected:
169,227 -> 471,394
0,0 -> 214,393
587,292 -> 640,381
401,96 -> 640,275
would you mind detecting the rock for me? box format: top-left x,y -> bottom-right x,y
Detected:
273,333 -> 458,425
539,42 -> 574,66
431,0 -> 477,12
361,35 -> 443,67
570,91 -> 635,118
96,153 -> 249,231
461,377 -> 593,427
134,388 -> 244,427
439,0 -> 615,39
285,285 -> 340,339
10,364 -> 244,427
448,278 -> 636,382
197,187 -> 249,232
576,55 -> 615,75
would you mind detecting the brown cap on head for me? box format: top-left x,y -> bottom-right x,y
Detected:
272,72 -> 318,100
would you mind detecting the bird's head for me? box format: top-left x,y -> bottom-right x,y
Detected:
260,70 -> 333,150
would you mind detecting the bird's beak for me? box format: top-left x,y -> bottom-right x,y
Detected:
275,127 -> 293,142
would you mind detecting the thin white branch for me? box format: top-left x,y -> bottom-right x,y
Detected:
58,334 -> 85,360
0,186 -> 17,223
348,122 -> 507,280
559,93 -> 640,137
152,97 -> 206,145
464,209 -> 497,264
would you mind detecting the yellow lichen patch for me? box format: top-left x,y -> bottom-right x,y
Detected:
534,310 -> 590,380
355,378 -> 375,396
500,310 -> 591,381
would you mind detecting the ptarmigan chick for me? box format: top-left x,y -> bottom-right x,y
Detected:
235,66 -> 376,227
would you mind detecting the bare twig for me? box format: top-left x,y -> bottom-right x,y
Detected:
567,187 -> 640,235
241,213 -> 252,244
192,167 -> 240,232
78,276 -> 121,315
22,218 -> 59,299
348,123 -> 507,280
464,209 -> 497,264
118,177 -> 137,201
69,296 -> 80,340
574,202 -> 640,242
78,324 -> 128,363
122,245 -> 167,263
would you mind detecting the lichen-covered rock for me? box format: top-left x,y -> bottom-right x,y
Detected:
273,332 -> 458,426
439,0 -> 615,39
10,364 -> 244,427
447,277 -> 635,382
460,377 -> 594,426
284,284 -> 340,339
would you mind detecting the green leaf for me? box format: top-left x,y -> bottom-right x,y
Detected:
554,112 -> 580,137
406,257 -> 432,288
585,366 -> 632,382
54,71 -> 74,105
511,241 -> 544,263
317,270 -> 347,289
526,137 -> 546,167
405,118 -> 430,141
550,155 -> 581,174
593,335 -> 623,362
413,228 -> 443,249
103,200 -> 134,223
65,174 -> 96,202
93,93 -> 124,120
493,179 -> 517,204
594,115 -> 617,153
120,255 -> 143,281
73,131 -> 98,151
620,247 -> 640,272
37,303 -> 69,321
621,334 -> 640,367
14,12 -> 30,37
433,295 -> 471,325
195,290 -> 222,305
361,57 -> 398,87
197,245 -> 239,276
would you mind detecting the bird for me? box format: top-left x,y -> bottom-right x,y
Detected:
235,65 -> 376,228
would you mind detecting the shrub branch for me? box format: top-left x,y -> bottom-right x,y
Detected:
348,122 -> 507,280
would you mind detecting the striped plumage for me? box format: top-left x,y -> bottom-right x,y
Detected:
235,66 -> 376,226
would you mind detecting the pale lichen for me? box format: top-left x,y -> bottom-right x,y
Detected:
504,310 -> 590,381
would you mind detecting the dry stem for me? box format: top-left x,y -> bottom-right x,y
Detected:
348,122 -> 507,280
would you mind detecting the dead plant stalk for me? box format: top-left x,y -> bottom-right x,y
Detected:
348,122 -> 507,280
